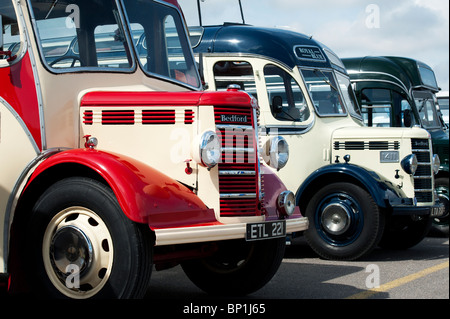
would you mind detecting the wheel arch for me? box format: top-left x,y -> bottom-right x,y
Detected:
296,164 -> 394,213
16,149 -> 215,227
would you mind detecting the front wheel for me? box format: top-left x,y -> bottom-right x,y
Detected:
429,177 -> 449,237
304,182 -> 384,260
181,237 -> 285,296
26,177 -> 153,299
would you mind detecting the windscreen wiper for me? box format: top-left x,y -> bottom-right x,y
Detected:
45,0 -> 59,19
314,69 -> 339,92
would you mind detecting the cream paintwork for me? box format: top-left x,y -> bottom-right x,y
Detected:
0,100 -> 39,273
0,0 -> 309,274
154,216 -> 309,246
80,106 -> 200,189
332,126 -> 431,201
200,54 -> 435,206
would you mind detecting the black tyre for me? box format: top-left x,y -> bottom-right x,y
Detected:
181,237 -> 285,296
429,177 -> 449,237
378,215 -> 432,250
26,177 -> 153,299
304,182 -> 384,260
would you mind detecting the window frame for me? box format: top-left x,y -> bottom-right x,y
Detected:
412,90 -> 442,129
262,63 -> 311,123
119,0 -> 201,90
27,0 -> 137,74
299,67 -> 348,118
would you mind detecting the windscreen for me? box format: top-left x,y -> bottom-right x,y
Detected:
437,96 -> 449,125
27,0 -> 200,88
413,91 -> 442,129
301,69 -> 346,116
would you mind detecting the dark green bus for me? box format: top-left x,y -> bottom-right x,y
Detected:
343,56 -> 449,236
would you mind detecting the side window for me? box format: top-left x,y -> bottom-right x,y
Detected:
360,88 -> 392,127
213,61 -> 257,99
361,88 -> 417,127
263,64 -> 310,122
395,91 -> 415,128
163,15 -> 197,86
29,0 -> 132,70
1,1 -> 21,61
335,72 -> 361,119
123,0 -> 200,87
413,91 -> 441,128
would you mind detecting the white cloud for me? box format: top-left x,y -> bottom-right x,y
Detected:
179,0 -> 449,90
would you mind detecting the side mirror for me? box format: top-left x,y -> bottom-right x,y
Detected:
403,109 -> 412,127
272,96 -> 283,114
0,15 -> 18,63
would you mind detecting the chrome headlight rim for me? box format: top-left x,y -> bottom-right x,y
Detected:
269,136 -> 289,170
401,154 -> 418,175
277,190 -> 296,217
199,130 -> 221,169
432,154 -> 441,175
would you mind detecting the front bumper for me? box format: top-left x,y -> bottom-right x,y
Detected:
153,216 -> 309,246
391,202 -> 445,217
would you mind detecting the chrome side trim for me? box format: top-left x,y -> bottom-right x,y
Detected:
219,170 -> 256,176
0,97 -> 40,154
222,147 -> 255,153
3,148 -> 67,273
17,1 -> 47,150
347,70 -> 409,93
216,124 -> 253,130
220,193 -> 257,199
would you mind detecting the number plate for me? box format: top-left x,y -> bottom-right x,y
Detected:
246,221 -> 286,241
431,205 -> 445,217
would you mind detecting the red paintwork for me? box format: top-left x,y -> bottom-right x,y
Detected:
261,165 -> 302,220
164,0 -> 183,11
80,90 -> 254,108
25,148 -> 219,229
0,52 -> 42,150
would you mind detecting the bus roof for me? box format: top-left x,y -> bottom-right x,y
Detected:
192,24 -> 347,73
342,56 -> 440,93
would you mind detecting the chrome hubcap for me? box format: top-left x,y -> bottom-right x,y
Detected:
435,187 -> 449,222
50,225 -> 93,280
42,207 -> 114,299
321,203 -> 351,235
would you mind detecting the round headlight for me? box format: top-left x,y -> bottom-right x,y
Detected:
269,136 -> 289,170
401,154 -> 418,175
432,154 -> 440,175
199,131 -> 221,169
277,191 -> 296,217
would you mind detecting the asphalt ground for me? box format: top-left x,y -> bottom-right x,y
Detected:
145,236 -> 449,301
142,236 -> 448,317
1,235 -> 447,315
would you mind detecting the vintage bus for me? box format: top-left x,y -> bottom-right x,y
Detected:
0,0 -> 308,298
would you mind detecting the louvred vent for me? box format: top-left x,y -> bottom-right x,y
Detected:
142,110 -> 176,125
185,110 -> 195,124
83,110 -> 93,125
102,110 -> 134,125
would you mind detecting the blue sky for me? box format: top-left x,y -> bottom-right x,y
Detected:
178,0 -> 449,91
